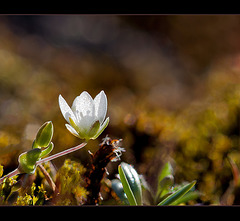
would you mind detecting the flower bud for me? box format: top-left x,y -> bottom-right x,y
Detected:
35,121 -> 53,148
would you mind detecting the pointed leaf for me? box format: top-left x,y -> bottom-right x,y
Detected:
118,164 -> 137,205
158,180 -> 196,206
111,179 -> 129,205
39,142 -> 54,158
158,162 -> 173,184
32,139 -> 40,149
157,162 -> 174,200
120,162 -> 142,205
35,121 -> 53,148
171,190 -> 200,205
156,175 -> 174,202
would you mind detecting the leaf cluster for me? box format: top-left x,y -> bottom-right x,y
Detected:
112,162 -> 199,205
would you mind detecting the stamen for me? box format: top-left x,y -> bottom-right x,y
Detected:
112,147 -> 125,162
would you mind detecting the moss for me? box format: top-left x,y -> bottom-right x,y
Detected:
54,159 -> 88,205
15,183 -> 47,205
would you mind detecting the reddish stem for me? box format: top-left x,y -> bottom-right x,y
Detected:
36,142 -> 87,165
0,168 -> 20,183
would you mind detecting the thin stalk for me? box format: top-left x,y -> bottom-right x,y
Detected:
36,142 -> 87,165
0,168 -> 20,183
38,164 -> 56,192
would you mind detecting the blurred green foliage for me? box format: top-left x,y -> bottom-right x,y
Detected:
1,15 -> 240,205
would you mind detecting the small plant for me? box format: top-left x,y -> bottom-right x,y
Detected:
0,90 -> 198,205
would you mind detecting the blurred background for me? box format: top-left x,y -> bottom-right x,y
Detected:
1,15 -> 240,204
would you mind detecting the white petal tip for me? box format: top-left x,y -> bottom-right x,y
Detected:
58,94 -> 63,100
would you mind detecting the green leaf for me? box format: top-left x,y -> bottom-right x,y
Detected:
39,142 -> 54,158
111,179 -> 129,205
171,190 -> 200,205
158,180 -> 196,206
18,149 -> 42,174
118,164 -> 137,205
158,162 -> 173,184
32,139 -> 40,149
159,175 -> 174,190
35,121 -> 54,148
156,175 -> 174,203
157,162 -> 174,200
119,162 -> 142,205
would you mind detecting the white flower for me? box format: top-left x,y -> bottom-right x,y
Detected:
58,90 -> 109,141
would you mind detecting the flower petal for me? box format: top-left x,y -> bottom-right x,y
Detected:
65,124 -> 82,138
94,90 -> 107,124
72,91 -> 95,129
59,94 -> 77,124
72,91 -> 95,116
78,116 -> 96,133
92,117 -> 109,139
